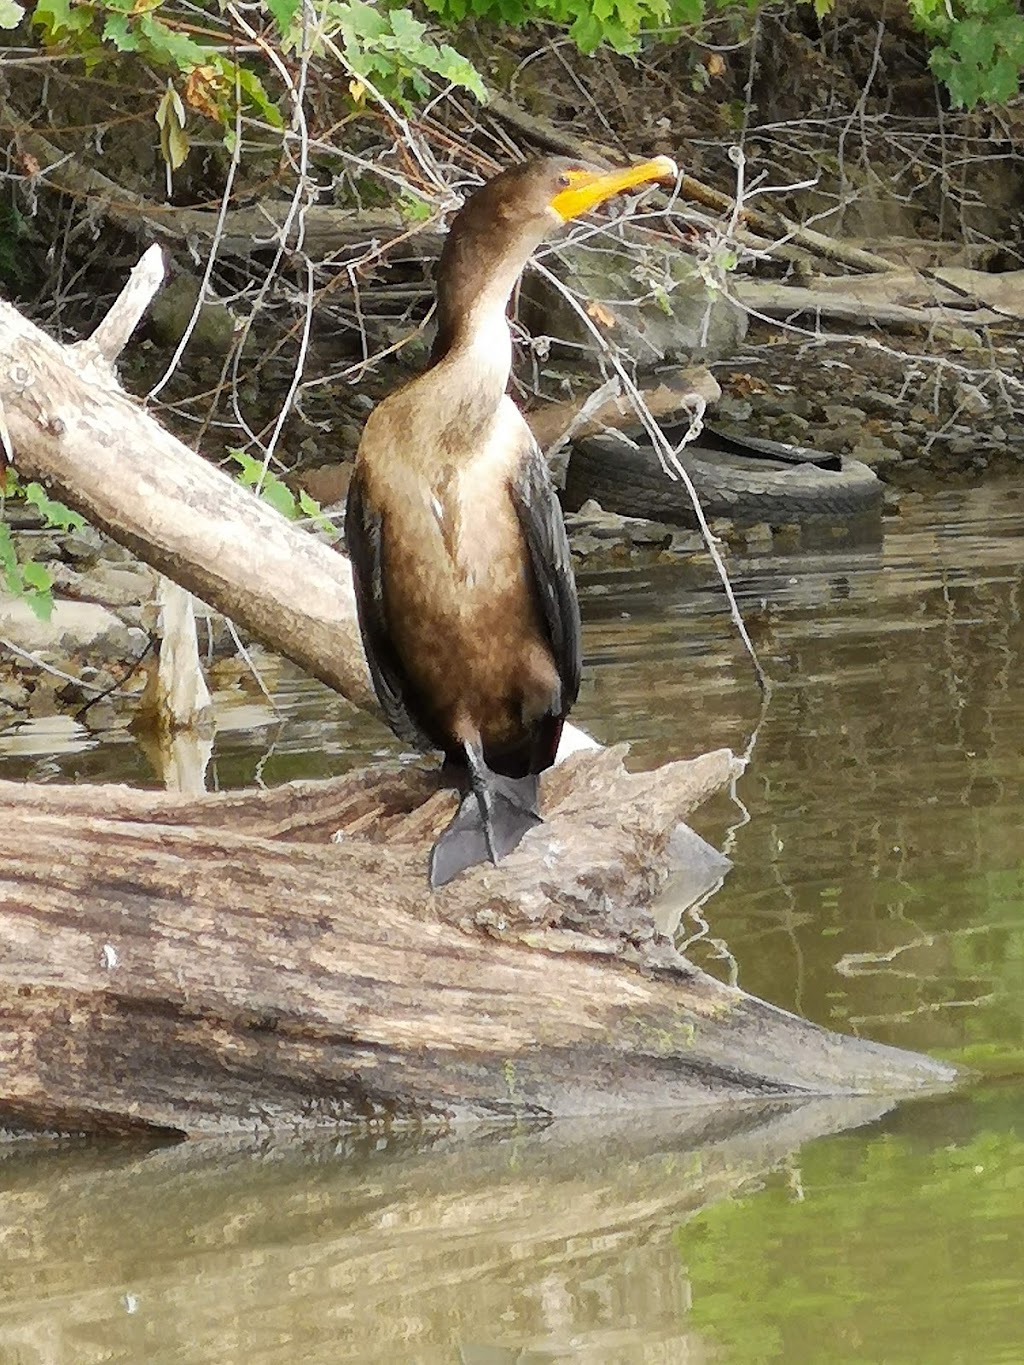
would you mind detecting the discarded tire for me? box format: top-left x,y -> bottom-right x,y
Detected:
565,424 -> 884,526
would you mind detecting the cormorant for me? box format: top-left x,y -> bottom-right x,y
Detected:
345,154 -> 677,886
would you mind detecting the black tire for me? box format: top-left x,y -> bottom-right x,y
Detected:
565,425 -> 883,527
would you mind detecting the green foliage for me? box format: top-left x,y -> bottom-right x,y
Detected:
910,0 -> 1024,107
0,522 -> 53,621
28,0 -> 487,172
0,471 -> 84,621
296,1 -> 487,102
228,451 -> 336,535
426,0 -> 1023,104
423,0 -> 686,55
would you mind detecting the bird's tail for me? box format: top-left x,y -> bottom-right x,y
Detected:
429,772 -> 541,888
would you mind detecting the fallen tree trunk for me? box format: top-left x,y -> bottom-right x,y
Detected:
0,252 -> 958,1135
0,249 -> 376,714
0,750 -> 955,1136
733,266 -> 1023,329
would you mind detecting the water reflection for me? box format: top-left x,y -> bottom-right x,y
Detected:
0,1099 -> 893,1364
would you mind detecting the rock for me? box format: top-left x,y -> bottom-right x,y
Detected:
823,404 -> 868,427
717,395 -> 753,423
743,522 -> 775,552
77,563 -> 157,607
81,699 -> 122,731
27,679 -> 62,718
860,389 -> 903,415
0,679 -> 30,709
851,438 -> 901,468
770,390 -> 813,420
668,529 -> 703,553
954,381 -> 991,417
772,411 -> 811,435
522,227 -> 747,369
568,532 -> 604,559
148,273 -> 236,358
0,594 -> 148,660
14,532 -> 62,563
61,527 -> 105,563
98,540 -> 140,565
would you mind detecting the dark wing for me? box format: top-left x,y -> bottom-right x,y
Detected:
344,468 -> 432,751
510,437 -> 582,714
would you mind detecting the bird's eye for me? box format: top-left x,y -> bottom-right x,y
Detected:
557,173 -> 571,188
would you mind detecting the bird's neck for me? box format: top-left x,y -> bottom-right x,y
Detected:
429,237 -> 540,432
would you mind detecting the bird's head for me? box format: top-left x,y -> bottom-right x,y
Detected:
431,153 -> 679,366
461,153 -> 679,237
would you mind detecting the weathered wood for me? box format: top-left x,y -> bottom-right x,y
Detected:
0,747 -> 956,1136
733,271 -> 1011,328
0,285 -> 377,715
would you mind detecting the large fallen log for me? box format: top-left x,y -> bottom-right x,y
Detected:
0,252 -> 958,1135
0,750 -> 955,1136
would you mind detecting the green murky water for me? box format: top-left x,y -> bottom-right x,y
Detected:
2,482 -> 1023,1362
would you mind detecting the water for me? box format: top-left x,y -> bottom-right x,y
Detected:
1,482 -> 1023,1362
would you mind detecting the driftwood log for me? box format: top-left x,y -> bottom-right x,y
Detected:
0,751 -> 955,1136
0,253 -> 958,1135
733,268 -> 1020,329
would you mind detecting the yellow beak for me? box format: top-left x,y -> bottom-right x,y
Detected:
549,155 -> 678,222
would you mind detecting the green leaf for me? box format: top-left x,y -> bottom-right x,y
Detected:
297,489 -> 334,535
0,524 -> 54,620
399,191 -> 433,222
228,451 -> 299,519
984,50 -> 1020,102
137,13 -> 208,71
235,64 -> 285,127
32,0 -> 93,42
21,560 -> 52,593
258,476 -> 299,520
433,42 -> 487,99
227,448 -> 262,485
102,12 -> 137,51
343,0 -> 391,42
22,584 -> 54,621
22,483 -> 85,531
951,17 -> 995,66
265,0 -> 300,34
0,0 -> 25,30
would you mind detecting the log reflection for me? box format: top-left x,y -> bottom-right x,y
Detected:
0,1097 -> 892,1363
